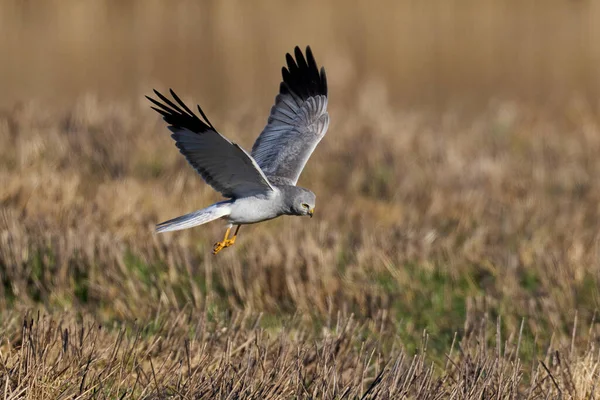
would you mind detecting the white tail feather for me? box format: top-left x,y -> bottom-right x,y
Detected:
156,202 -> 231,233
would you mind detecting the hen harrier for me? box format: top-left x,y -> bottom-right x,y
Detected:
147,46 -> 329,255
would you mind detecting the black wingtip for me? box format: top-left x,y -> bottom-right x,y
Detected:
150,106 -> 169,119
294,47 -> 308,69
280,45 -> 327,99
146,89 -> 214,134
169,89 -> 197,119
285,53 -> 297,73
320,67 -> 328,97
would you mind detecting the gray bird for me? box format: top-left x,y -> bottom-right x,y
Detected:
147,46 -> 329,254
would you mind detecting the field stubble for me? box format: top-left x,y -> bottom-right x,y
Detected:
1,83 -> 600,397
2,1 -> 600,395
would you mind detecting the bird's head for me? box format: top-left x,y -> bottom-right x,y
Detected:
289,187 -> 316,218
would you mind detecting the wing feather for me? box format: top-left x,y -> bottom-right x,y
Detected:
147,89 -> 274,198
251,46 -> 329,186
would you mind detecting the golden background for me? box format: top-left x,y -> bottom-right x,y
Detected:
2,1 -> 600,397
1,0 -> 599,108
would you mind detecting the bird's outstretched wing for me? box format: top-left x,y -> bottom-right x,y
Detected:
147,89 -> 274,198
251,46 -> 329,186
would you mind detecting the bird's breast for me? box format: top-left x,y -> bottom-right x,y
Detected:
227,194 -> 283,224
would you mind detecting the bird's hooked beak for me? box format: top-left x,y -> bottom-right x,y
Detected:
308,208 -> 314,218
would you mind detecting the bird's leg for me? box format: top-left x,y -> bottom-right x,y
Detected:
212,226 -> 232,255
224,225 -> 241,247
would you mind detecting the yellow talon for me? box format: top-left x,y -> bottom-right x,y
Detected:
212,225 -> 241,255
213,226 -> 231,255
212,241 -> 225,255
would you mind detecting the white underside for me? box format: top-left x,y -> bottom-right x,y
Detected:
227,190 -> 282,224
156,189 -> 283,232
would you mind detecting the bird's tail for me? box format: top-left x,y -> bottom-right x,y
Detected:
156,201 -> 231,233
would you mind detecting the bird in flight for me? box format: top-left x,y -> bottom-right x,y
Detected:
147,46 -> 329,255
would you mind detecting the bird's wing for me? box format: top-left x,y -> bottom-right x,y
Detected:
251,46 -> 329,186
147,89 -> 274,198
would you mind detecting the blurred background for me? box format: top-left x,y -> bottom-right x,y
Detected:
2,0 -> 600,370
2,0 -> 600,109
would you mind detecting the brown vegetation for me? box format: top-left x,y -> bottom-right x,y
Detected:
2,1 -> 600,398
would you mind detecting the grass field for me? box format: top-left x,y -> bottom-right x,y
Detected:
3,91 -> 600,398
2,1 -> 600,398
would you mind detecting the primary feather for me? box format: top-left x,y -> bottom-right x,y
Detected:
146,89 -> 274,198
251,46 -> 329,186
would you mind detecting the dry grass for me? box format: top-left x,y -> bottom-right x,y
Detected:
3,0 -> 600,398
1,311 -> 599,399
0,312 -> 576,399
3,88 -> 600,398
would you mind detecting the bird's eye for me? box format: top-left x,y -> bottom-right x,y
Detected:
301,203 -> 309,209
